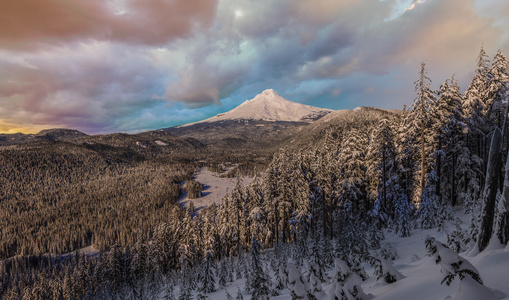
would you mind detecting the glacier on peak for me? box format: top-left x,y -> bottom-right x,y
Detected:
183,89 -> 333,126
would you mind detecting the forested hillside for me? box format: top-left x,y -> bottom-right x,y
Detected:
0,47 -> 508,299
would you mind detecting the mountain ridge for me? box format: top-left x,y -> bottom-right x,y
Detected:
180,89 -> 333,126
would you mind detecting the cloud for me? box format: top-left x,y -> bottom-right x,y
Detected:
0,0 -> 218,50
0,0 -> 508,133
0,42 -> 168,133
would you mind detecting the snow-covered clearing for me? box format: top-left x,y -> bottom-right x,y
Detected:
178,168 -> 252,211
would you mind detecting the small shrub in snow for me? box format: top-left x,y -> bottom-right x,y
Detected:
275,264 -> 288,290
378,242 -> 398,261
287,263 -> 313,300
446,223 -> 470,253
225,288 -> 233,300
236,287 -> 244,300
425,236 -> 482,286
328,258 -> 369,300
368,256 -> 404,284
304,261 -> 325,298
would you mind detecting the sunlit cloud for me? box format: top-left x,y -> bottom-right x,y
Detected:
406,0 -> 426,12
0,0 -> 507,134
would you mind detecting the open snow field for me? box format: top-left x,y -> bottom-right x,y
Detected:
178,168 -> 252,211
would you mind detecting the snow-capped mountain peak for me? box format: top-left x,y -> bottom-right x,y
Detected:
187,89 -> 333,125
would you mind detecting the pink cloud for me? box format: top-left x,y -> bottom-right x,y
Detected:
0,0 -> 218,50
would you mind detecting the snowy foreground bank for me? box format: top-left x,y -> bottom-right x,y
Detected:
162,211 -> 508,300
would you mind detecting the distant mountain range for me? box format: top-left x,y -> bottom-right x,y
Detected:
0,90 -> 400,154
0,128 -> 88,145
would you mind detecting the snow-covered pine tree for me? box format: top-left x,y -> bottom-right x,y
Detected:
337,129 -> 369,219
107,244 -> 125,295
366,220 -> 385,249
303,260 -> 324,298
394,192 -> 411,237
316,130 -> 341,239
292,235 -> 309,268
218,192 -> 235,258
464,46 -> 491,135
218,259 -> 228,288
418,170 -> 440,229
492,50 -> 509,154
290,151 -> 313,239
274,244 -> 288,291
247,236 -> 270,300
336,217 -> 369,265
162,274 -> 175,300
276,148 -> 299,244
131,234 -> 149,299
230,177 -> 246,254
308,234 -> 327,282
153,222 -> 177,275
308,148 -> 327,237
198,251 -> 215,294
435,77 -> 465,207
463,46 -> 496,199
485,50 -> 509,133
396,111 -> 416,203
410,62 -> 437,206
246,177 -> 265,245
178,263 -> 192,300
262,155 -> 280,247
369,118 -> 400,227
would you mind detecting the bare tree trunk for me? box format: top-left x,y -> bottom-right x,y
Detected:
437,138 -> 442,204
478,128 -> 502,252
382,146 -> 387,210
421,121 -> 426,197
451,152 -> 457,207
496,103 -> 509,246
497,142 -> 509,245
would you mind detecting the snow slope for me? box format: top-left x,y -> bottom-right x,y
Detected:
182,89 -> 333,126
163,210 -> 509,300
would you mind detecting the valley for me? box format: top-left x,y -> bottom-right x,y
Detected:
1,62 -> 509,300
2,0 -> 508,298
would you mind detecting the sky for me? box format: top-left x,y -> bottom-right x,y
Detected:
0,0 -> 508,134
